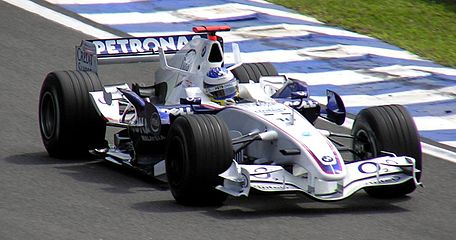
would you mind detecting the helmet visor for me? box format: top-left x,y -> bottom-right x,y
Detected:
204,79 -> 238,100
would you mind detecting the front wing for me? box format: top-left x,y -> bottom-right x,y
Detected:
216,156 -> 421,201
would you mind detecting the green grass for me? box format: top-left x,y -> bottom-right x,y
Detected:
269,0 -> 456,68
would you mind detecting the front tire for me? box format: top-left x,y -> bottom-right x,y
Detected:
165,114 -> 233,206
352,105 -> 422,198
39,70 -> 106,158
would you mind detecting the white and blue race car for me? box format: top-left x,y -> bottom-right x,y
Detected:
39,26 -> 422,206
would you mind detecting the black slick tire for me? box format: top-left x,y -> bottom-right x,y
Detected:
230,62 -> 278,83
165,114 -> 233,206
39,70 -> 106,158
352,104 -> 422,198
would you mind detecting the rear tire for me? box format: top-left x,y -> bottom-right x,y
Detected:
165,114 -> 233,206
352,105 -> 422,198
39,70 -> 106,158
231,62 -> 278,83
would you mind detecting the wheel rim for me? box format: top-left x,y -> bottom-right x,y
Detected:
40,91 -> 59,140
353,129 -> 377,160
167,135 -> 186,187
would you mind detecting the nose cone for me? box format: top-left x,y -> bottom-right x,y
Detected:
302,142 -> 347,181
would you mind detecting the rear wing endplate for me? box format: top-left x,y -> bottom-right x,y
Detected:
75,33 -> 206,72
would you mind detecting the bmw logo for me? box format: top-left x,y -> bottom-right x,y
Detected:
321,156 -> 334,163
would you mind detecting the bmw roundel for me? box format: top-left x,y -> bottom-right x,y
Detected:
321,156 -> 334,162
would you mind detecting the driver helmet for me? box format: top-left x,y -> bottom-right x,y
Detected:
203,67 -> 238,105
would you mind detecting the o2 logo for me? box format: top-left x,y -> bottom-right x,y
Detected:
358,162 -> 381,174
253,167 -> 271,179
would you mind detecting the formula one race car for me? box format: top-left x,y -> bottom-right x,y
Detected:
39,26 -> 422,205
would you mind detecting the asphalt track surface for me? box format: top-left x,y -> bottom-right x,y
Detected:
1,1 -> 455,239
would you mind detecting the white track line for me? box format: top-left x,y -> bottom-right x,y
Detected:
80,11 -> 188,25
421,143 -> 456,163
3,0 -> 118,38
47,0 -> 146,4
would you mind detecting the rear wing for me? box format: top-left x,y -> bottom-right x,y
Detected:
75,33 -> 207,72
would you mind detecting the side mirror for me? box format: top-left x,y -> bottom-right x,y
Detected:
291,91 -> 308,99
271,77 -> 309,99
259,75 -> 288,96
321,90 -> 346,125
